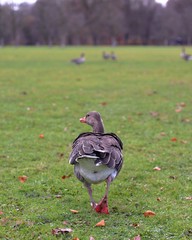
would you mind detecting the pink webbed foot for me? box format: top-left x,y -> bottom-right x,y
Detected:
94,195 -> 109,214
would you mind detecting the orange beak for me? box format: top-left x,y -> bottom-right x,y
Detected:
79,116 -> 86,123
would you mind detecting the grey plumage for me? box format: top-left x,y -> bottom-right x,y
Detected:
71,53 -> 85,64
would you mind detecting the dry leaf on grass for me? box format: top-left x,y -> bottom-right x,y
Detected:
70,209 -> 79,214
18,175 -> 28,183
157,197 -> 161,202
130,223 -> 140,228
144,210 -> 156,217
171,137 -> 177,142
95,219 -> 105,227
39,134 -> 44,138
185,196 -> 192,200
52,228 -> 72,235
61,175 -> 71,180
153,166 -> 161,171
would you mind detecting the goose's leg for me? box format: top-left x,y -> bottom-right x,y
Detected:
84,182 -> 96,208
94,176 -> 112,214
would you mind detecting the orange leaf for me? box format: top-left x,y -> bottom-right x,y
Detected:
70,209 -> 79,214
18,175 -> 28,183
39,134 -> 44,138
153,166 -> 161,171
95,219 -> 105,227
171,137 -> 177,142
144,210 -> 156,217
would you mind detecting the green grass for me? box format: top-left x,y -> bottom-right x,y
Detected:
0,46 -> 192,240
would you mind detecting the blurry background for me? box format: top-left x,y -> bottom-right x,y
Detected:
0,0 -> 191,46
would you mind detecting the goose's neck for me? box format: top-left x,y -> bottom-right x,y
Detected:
93,120 -> 104,133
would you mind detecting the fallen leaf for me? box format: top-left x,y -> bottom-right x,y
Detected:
160,132 -> 166,136
171,137 -> 177,142
100,102 -> 107,106
18,175 -> 28,183
95,219 -> 105,227
169,175 -> 177,180
179,102 -> 186,107
153,166 -> 161,171
180,140 -> 188,144
157,197 -> 161,202
144,210 -> 156,217
52,228 -> 73,235
181,118 -> 191,123
62,175 -> 71,180
185,196 -> 192,200
130,223 -> 140,228
150,111 -> 159,117
133,235 -> 141,240
70,209 -> 79,214
39,134 -> 44,138
55,195 -> 62,198
175,107 -> 182,113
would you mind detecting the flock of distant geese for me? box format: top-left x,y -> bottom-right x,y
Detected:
71,51 -> 117,65
70,48 -> 192,65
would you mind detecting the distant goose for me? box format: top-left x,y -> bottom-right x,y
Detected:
71,53 -> 85,64
180,48 -> 192,61
69,111 -> 123,214
111,51 -> 117,60
102,51 -> 110,60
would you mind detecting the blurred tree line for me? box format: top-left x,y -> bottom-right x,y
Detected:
0,0 -> 192,46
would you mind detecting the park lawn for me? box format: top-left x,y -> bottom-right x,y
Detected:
0,46 -> 191,240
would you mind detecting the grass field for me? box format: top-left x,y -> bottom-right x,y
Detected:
0,46 -> 192,240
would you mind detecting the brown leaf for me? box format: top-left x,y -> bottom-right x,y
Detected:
150,111 -> 159,117
144,210 -> 156,217
157,197 -> 161,202
130,223 -> 140,228
62,175 -> 71,180
95,219 -> 105,227
55,195 -> 62,198
52,228 -> 73,235
160,132 -> 166,136
18,175 -> 28,183
70,209 -> 79,214
100,102 -> 107,106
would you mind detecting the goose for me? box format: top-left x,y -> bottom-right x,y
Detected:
71,53 -> 85,64
111,51 -> 117,60
69,111 -> 123,214
180,47 -> 192,61
102,51 -> 110,60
